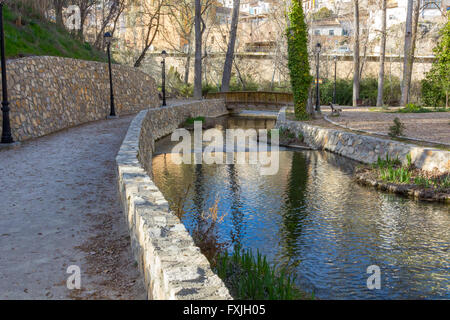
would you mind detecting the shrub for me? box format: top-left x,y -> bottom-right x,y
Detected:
202,83 -> 219,96
227,75 -> 259,92
398,103 -> 427,113
422,16 -> 450,109
319,77 -> 402,106
319,79 -> 353,106
421,78 -> 446,108
388,117 -> 406,137
359,78 -> 379,106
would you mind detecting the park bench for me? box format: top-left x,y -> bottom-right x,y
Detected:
330,103 -> 342,116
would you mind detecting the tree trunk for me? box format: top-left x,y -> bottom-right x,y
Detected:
134,46 -> 151,68
376,0 -> 387,107
221,0 -> 241,92
404,0 -> 421,103
194,0 -> 202,99
77,5 -> 89,41
306,85 -> 315,116
400,0 -> 414,106
352,0 -> 360,107
54,0 -> 65,28
184,42 -> 191,84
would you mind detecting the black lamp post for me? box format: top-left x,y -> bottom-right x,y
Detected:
161,50 -> 167,107
315,43 -> 321,113
0,0 -> 13,144
104,32 -> 116,117
333,55 -> 337,105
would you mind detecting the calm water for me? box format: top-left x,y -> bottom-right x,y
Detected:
152,117 -> 450,300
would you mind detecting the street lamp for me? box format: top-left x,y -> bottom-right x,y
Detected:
315,43 -> 321,113
104,32 -> 116,117
333,55 -> 337,105
161,50 -> 167,107
0,0 -> 13,144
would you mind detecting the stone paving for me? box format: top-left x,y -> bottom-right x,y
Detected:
0,116 -> 146,299
322,106 -> 450,146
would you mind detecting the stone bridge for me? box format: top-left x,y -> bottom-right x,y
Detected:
205,91 -> 293,113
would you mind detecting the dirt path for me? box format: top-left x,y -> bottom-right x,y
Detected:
322,107 -> 450,145
0,116 -> 146,300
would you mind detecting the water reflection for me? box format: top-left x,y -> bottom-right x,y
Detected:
151,117 -> 450,299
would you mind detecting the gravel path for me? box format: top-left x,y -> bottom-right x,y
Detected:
0,116 -> 146,300
322,107 -> 450,145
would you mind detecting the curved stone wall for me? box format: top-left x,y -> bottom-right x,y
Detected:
0,56 -> 159,141
116,100 -> 231,300
277,112 -> 450,174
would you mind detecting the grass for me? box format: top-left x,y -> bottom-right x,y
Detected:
372,154 -> 449,190
4,6 -> 107,62
214,247 -> 313,300
372,154 -> 402,170
396,103 -> 448,113
380,167 -> 412,184
185,116 -> 205,125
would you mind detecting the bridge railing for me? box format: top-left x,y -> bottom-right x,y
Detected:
205,91 -> 294,106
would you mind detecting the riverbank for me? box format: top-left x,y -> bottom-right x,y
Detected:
354,165 -> 449,203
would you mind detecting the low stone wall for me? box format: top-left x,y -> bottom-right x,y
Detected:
1,56 -> 159,142
277,113 -> 450,174
116,100 -> 231,300
138,99 -> 229,175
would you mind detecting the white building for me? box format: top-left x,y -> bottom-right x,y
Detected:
369,0 -> 449,39
240,0 -> 272,15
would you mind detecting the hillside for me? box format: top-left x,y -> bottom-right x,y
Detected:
3,6 -> 107,62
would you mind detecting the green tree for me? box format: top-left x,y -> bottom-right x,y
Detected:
286,0 -> 312,119
422,16 -> 450,108
311,7 -> 333,21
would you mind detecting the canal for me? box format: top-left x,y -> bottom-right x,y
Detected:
152,116 -> 450,299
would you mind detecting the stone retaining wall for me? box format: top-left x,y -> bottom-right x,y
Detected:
277,113 -> 450,174
1,56 -> 159,141
116,100 -> 231,300
138,99 -> 229,175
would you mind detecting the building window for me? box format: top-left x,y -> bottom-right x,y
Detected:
342,29 -> 349,36
329,29 -> 334,36
314,30 -> 321,36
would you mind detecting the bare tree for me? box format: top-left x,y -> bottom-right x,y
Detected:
194,0 -> 202,98
53,0 -> 67,27
400,0 -> 414,106
133,0 -> 165,68
220,0 -> 241,92
193,0 -> 215,98
376,0 -> 387,107
73,0 -> 98,40
164,0 -> 195,83
352,0 -> 360,107
402,0 -> 421,104
92,0 -> 128,49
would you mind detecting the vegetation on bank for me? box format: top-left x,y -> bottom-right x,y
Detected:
371,154 -> 450,190
185,116 -> 205,125
214,247 -> 312,300
173,194 -> 312,300
355,154 -> 450,202
4,5 -> 107,62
